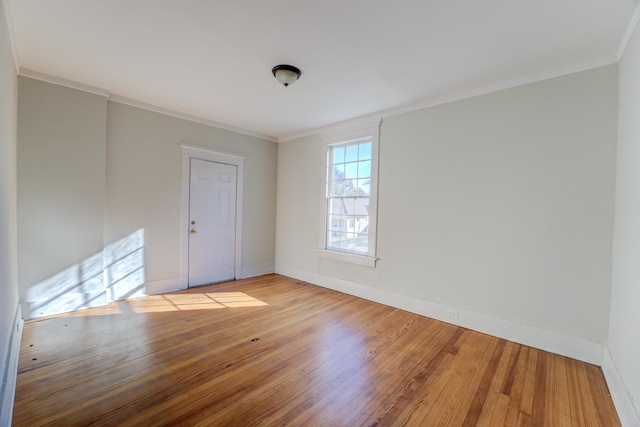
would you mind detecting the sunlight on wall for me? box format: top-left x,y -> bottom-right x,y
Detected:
22,230 -> 146,318
24,251 -> 107,317
104,229 -> 145,300
21,228 -> 268,319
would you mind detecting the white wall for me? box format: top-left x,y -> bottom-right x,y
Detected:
105,101 -> 278,291
609,17 -> 640,421
17,77 -> 107,316
0,0 -> 20,421
276,65 -> 618,356
15,77 -> 277,317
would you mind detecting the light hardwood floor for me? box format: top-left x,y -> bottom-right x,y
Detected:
13,274 -> 619,426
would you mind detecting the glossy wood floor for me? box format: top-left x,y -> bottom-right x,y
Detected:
14,274 -> 619,426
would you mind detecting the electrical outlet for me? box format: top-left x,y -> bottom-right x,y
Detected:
446,310 -> 459,319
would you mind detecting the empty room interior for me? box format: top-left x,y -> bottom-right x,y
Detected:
1,0 -> 640,425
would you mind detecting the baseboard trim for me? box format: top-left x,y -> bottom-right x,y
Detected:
602,346 -> 640,426
144,269 -> 277,294
0,305 -> 23,426
241,264 -> 275,279
144,277 -> 184,295
21,291 -> 108,319
275,266 -> 604,366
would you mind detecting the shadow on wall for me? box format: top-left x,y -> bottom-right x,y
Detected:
22,229 -> 146,318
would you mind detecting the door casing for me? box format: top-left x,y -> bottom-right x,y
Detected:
188,158 -> 237,286
180,143 -> 244,289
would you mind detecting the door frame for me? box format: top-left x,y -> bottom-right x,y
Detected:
179,143 -> 244,289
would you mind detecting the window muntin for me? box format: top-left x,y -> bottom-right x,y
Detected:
326,139 -> 372,255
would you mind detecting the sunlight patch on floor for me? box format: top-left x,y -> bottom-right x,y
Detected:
127,292 -> 268,313
56,291 -> 269,317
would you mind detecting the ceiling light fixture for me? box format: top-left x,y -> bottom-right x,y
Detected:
272,64 -> 301,87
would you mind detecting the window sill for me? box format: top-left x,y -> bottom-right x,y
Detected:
317,249 -> 377,267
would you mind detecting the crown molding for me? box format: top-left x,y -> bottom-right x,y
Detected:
380,55 -> 619,119
18,52 -> 617,145
618,1 -> 640,60
19,68 -> 110,97
279,114 -> 383,143
320,118 -> 381,143
109,95 -> 276,142
17,68 -> 276,142
277,55 -> 618,143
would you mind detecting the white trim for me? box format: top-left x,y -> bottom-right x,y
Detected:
275,266 -> 604,366
320,118 -> 383,143
180,143 -> 246,165
1,0 -> 20,74
602,346 -> 640,426
0,305 -> 23,426
16,70 -> 276,142
19,68 -> 110,97
277,55 -> 618,143
283,115 -> 384,143
15,55 -> 617,146
241,264 -> 275,279
21,292 -> 108,320
618,2 -> 640,61
317,249 -> 377,267
109,95 -> 276,142
180,144 -> 245,286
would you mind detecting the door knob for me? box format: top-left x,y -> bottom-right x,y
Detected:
191,220 -> 196,225
190,229 -> 197,234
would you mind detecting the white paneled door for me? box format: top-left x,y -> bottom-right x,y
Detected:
188,158 -> 237,287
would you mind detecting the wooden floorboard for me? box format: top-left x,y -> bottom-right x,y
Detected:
13,274 -> 620,426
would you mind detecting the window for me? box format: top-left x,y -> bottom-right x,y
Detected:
326,140 -> 372,253
320,121 -> 379,267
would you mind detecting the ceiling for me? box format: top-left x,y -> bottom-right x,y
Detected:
5,0 -> 639,141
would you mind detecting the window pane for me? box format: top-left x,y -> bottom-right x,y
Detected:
357,179 -> 370,196
345,145 -> 358,162
341,198 -> 355,216
345,163 -> 358,180
328,214 -> 342,232
333,146 -> 345,164
354,234 -> 368,253
359,142 -> 372,160
358,160 -> 371,179
327,232 -> 344,250
330,179 -> 355,197
340,233 -> 353,250
329,198 -> 343,214
356,198 -> 369,215
332,164 -> 345,179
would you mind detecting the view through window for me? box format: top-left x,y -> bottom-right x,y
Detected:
326,140 -> 372,254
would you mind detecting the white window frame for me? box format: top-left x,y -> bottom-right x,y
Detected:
318,120 -> 380,267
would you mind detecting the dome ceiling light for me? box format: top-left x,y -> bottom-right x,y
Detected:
272,64 -> 301,87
